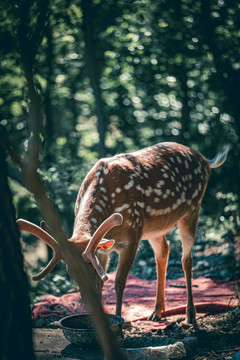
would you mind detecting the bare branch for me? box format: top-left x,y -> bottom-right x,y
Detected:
13,3 -> 124,358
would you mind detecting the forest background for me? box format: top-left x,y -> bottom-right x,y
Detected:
0,0 -> 240,299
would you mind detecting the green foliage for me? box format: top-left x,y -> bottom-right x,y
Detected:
1,0 -> 239,276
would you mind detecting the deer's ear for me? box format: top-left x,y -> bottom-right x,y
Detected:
98,238 -> 115,250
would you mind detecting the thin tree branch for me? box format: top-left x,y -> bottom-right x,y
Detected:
13,2 -> 124,359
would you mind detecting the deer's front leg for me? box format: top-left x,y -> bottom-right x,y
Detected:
148,235 -> 169,321
115,240 -> 139,316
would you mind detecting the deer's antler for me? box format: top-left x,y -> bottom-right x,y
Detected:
17,219 -> 61,280
83,213 -> 123,281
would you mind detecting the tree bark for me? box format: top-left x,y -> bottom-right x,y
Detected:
82,0 -> 106,158
0,140 -> 35,360
13,2 -> 123,357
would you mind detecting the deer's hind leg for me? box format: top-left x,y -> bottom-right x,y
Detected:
148,235 -> 169,321
178,207 -> 200,324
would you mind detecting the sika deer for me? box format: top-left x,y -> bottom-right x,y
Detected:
17,142 -> 228,323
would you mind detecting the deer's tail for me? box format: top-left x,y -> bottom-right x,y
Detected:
208,145 -> 230,169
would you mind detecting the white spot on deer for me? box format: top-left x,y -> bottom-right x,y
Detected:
114,204 -> 129,212
187,199 -> 192,205
136,184 -> 143,192
156,180 -> 165,188
181,192 -> 186,202
99,177 -> 103,184
111,192 -> 115,198
163,193 -> 168,199
91,218 -> 97,224
154,189 -> 162,196
143,173 -> 149,178
146,206 -> 153,213
163,165 -> 169,170
171,175 -> 175,182
171,191 -> 175,196
95,205 -> 103,213
176,156 -> 182,164
125,219 -> 132,227
154,198 -> 160,203
145,187 -> 153,196
191,204 -> 196,212
176,198 -> 182,206
99,200 -> 106,208
137,201 -> 145,208
166,189 -> 171,195
170,157 -> 175,163
102,195 -> 108,201
184,160 -> 189,169
198,183 -> 202,191
192,188 -> 199,199
103,168 -> 108,175
175,167 -> 179,174
96,171 -> 101,177
100,187 -> 107,193
163,173 -> 169,178
124,180 -> 134,190
116,187 -> 121,193
131,173 -> 137,179
163,207 -> 171,214
172,203 -> 178,210
134,209 -> 140,216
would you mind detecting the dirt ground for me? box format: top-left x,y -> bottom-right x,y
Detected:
30,230 -> 240,359
119,306 -> 240,359
33,307 -> 240,359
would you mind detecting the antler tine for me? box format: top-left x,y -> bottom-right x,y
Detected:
32,256 -> 60,281
17,219 -> 61,281
17,219 -> 59,250
83,213 -> 123,282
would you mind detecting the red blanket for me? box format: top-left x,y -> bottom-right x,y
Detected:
33,272 -> 239,330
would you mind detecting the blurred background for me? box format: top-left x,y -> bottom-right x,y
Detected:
0,0 -> 239,301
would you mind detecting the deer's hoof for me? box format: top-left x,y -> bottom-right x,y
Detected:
187,315 -> 197,325
186,307 -> 197,324
147,311 -> 161,322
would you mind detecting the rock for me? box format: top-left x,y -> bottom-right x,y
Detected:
120,341 -> 186,360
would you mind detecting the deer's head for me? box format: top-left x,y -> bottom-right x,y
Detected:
17,213 -> 123,283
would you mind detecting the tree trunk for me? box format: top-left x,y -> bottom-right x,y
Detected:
0,142 -> 35,360
82,0 -> 106,158
179,73 -> 190,144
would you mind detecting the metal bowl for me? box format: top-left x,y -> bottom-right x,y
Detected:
59,313 -> 124,348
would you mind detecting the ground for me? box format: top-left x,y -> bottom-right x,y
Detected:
120,307 -> 240,359
27,227 -> 240,358
33,308 -> 240,359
